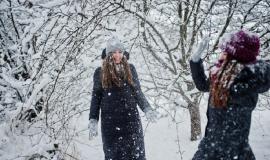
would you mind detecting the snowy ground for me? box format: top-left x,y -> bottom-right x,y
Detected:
1,98 -> 269,160
75,99 -> 270,160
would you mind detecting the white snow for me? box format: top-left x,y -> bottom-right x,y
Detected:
1,0 -> 270,160
71,96 -> 270,160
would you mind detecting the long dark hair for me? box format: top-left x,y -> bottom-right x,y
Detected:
209,54 -> 244,108
101,55 -> 134,89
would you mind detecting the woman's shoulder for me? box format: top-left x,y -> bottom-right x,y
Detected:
128,63 -> 137,72
95,66 -> 102,71
93,67 -> 102,80
129,63 -> 135,69
230,60 -> 270,95
235,60 -> 270,83
94,67 -> 102,74
242,60 -> 270,75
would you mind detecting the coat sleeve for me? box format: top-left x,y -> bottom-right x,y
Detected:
89,67 -> 103,121
130,64 -> 151,112
189,59 -> 210,92
231,60 -> 270,95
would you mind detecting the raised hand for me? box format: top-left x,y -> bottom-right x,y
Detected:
191,36 -> 210,62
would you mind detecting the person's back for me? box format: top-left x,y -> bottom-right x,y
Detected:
190,30 -> 270,159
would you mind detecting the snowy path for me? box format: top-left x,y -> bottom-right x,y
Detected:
76,105 -> 270,160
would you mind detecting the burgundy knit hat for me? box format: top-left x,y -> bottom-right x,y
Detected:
219,30 -> 260,63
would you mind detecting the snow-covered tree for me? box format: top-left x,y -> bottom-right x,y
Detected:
0,0 -> 269,159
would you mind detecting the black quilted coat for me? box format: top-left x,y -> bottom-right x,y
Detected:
89,64 -> 151,160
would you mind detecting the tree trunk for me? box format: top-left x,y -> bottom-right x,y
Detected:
188,103 -> 201,141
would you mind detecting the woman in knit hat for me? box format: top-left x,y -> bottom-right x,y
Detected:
88,37 -> 157,160
190,30 -> 270,159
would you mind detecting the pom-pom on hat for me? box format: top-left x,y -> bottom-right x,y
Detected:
218,30 -> 260,63
106,37 -> 125,56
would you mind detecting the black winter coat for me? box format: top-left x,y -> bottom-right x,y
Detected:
190,59 -> 270,160
89,64 -> 151,160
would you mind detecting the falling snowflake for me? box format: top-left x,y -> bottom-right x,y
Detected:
116,127 -> 120,130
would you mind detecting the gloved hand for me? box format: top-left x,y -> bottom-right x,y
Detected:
144,108 -> 158,123
88,119 -> 98,140
191,36 -> 210,62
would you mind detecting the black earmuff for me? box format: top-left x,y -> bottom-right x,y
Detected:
102,48 -> 107,59
124,51 -> 129,60
101,48 -> 130,60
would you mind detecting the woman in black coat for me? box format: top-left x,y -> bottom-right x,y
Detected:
190,30 -> 270,160
88,37 -> 157,160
